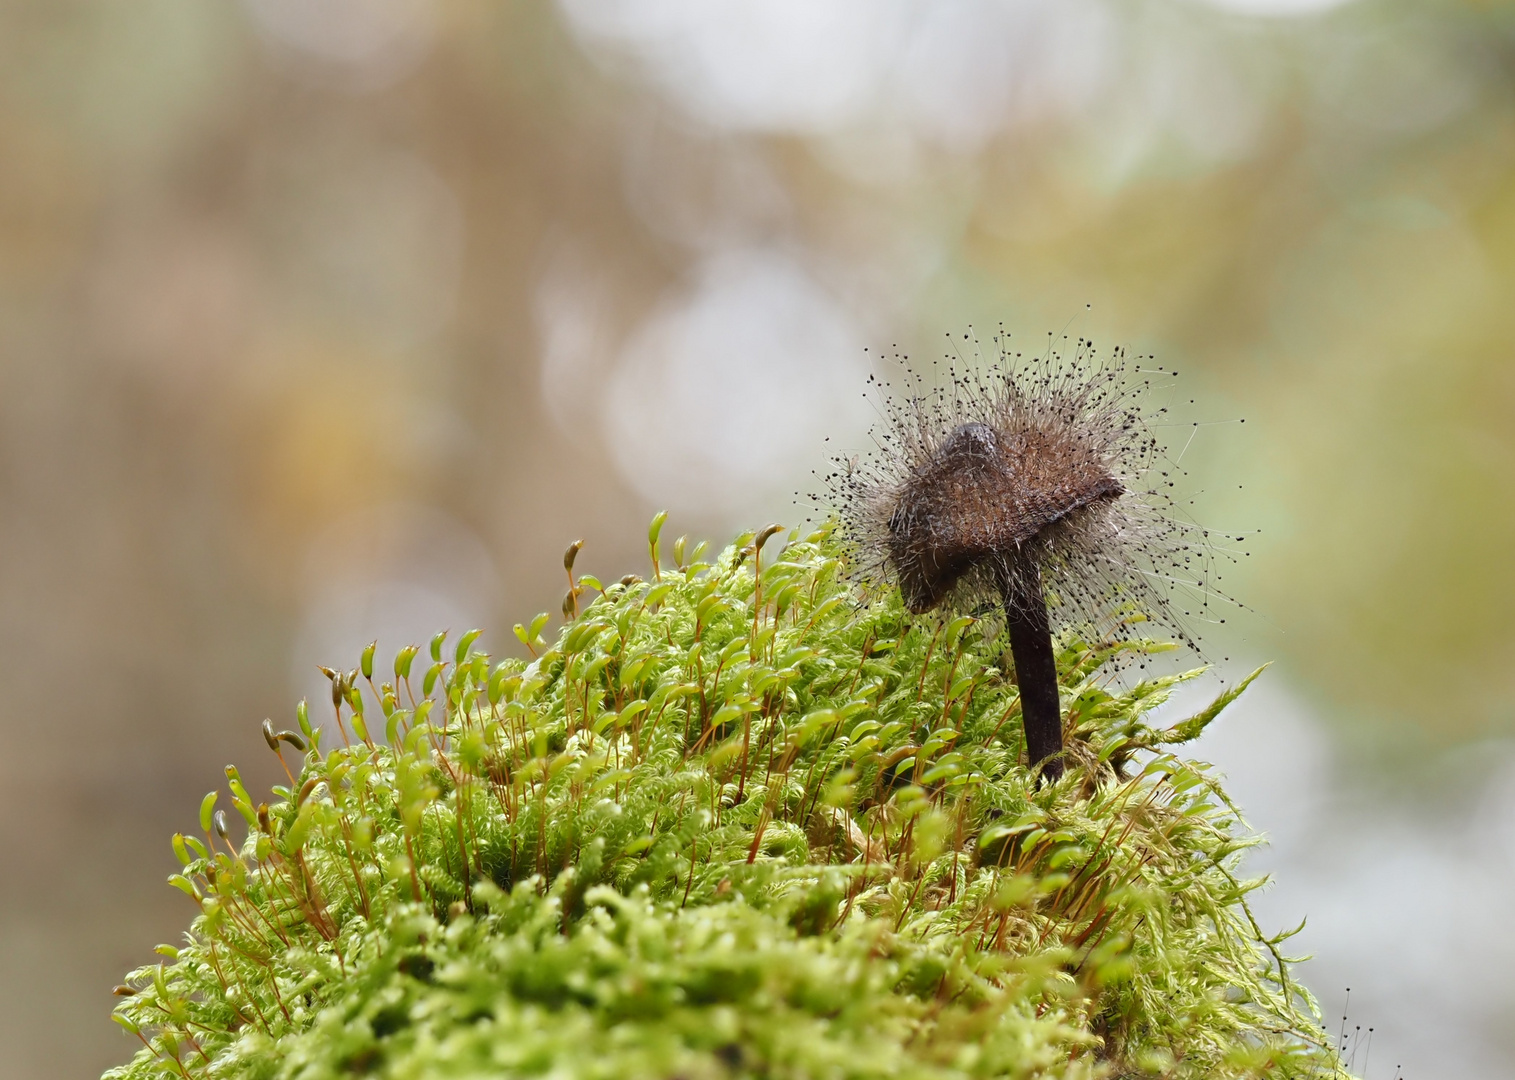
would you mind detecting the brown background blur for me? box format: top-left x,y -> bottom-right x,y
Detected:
3,1 -> 1515,1077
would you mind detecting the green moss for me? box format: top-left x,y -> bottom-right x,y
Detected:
106,521 -> 1342,1079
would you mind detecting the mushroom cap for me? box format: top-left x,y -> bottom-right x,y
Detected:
886,421 -> 1123,613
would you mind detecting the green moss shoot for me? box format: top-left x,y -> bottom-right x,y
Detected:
106,520 -> 1344,1079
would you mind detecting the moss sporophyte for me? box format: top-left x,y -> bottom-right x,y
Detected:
106,347 -> 1338,1079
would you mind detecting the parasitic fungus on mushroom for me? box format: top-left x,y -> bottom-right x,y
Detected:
830,330 -> 1230,779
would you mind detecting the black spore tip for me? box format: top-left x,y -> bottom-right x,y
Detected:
830,331 -> 1229,780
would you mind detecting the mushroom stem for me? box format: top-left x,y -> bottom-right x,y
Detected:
999,556 -> 1064,781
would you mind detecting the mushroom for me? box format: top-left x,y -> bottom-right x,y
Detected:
832,335 -> 1225,781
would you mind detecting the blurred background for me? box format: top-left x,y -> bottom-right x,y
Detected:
2,0 -> 1513,1075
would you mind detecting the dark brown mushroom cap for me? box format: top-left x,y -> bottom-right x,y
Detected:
886,421 -> 1123,613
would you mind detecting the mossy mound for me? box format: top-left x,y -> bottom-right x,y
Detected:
107,522 -> 1339,1079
